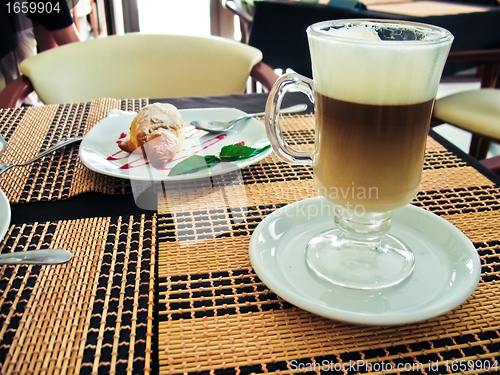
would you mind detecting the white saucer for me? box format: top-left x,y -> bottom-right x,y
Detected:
249,197 -> 481,326
0,188 -> 10,240
79,108 -> 271,181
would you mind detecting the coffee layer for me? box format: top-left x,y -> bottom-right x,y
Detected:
314,93 -> 434,212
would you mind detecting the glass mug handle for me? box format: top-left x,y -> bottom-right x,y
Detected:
265,72 -> 315,166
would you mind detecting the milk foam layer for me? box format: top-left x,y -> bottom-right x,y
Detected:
325,23 -> 381,41
307,21 -> 453,105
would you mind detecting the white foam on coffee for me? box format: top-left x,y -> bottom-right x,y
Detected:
308,24 -> 451,105
324,23 -> 381,41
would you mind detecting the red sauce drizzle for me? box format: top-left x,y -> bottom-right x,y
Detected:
110,131 -> 227,170
157,133 -> 227,171
120,155 -> 147,169
107,150 -> 128,161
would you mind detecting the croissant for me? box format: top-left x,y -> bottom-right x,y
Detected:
118,103 -> 185,168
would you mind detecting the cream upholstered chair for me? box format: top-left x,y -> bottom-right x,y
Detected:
432,49 -> 500,172
0,33 -> 278,107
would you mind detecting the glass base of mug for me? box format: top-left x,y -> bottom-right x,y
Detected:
305,207 -> 415,290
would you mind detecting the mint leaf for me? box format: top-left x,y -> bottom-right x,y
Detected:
169,155 -> 220,176
168,143 -> 271,176
219,144 -> 271,162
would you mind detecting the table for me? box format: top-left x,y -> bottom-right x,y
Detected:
248,0 -> 500,77
0,93 -> 499,374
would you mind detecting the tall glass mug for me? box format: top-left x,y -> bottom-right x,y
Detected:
265,19 -> 453,290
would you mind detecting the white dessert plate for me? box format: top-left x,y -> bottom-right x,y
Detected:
79,108 -> 272,181
0,188 -> 11,240
249,197 -> 481,326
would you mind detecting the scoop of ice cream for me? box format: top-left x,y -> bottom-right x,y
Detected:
129,103 -> 185,151
118,102 -> 185,168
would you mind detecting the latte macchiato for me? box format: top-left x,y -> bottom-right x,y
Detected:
308,21 -> 449,212
264,19 -> 453,289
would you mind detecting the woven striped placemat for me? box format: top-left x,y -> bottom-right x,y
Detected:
2,107 -> 499,373
156,114 -> 500,374
0,98 -> 148,204
0,213 -> 155,374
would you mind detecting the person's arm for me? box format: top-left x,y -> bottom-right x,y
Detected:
33,22 -> 80,52
50,23 -> 80,45
28,0 -> 80,52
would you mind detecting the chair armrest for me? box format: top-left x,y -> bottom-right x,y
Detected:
480,155 -> 500,174
0,75 -> 34,109
250,62 -> 279,92
447,49 -> 500,88
447,49 -> 500,63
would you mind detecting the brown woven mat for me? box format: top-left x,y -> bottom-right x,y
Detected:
156,115 -> 500,374
0,98 -> 148,204
0,213 -> 156,374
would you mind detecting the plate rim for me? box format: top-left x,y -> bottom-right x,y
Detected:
0,188 -> 11,240
79,107 -> 272,181
249,197 -> 481,326
0,134 -> 6,157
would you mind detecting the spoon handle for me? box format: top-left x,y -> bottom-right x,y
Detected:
228,104 -> 308,126
0,249 -> 72,265
21,137 -> 83,166
247,104 -> 308,118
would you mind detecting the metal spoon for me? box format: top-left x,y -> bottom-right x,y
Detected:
0,249 -> 72,265
190,104 -> 308,132
0,137 -> 82,176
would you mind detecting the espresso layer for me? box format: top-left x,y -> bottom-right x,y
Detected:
314,93 -> 434,212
